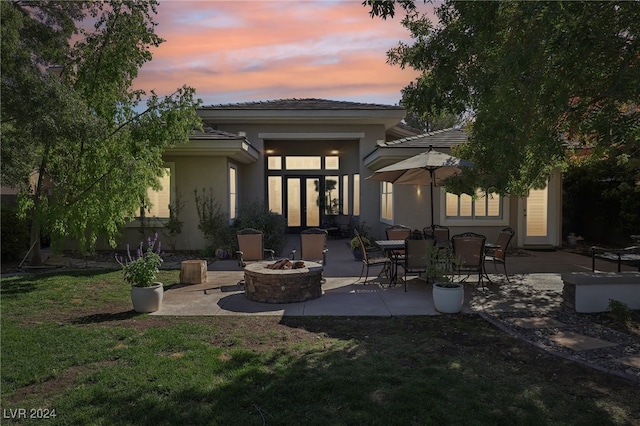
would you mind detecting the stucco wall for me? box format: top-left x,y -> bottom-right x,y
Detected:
217,122 -> 388,238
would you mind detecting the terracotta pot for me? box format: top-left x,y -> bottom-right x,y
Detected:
130,282 -> 164,313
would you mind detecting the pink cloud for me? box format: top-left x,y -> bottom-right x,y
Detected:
133,0 -> 435,105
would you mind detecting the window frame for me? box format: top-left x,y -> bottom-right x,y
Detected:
380,181 -> 393,225
229,163 -> 238,224
441,189 -> 509,227
132,162 -> 175,226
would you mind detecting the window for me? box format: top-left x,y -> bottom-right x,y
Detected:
268,156 -> 282,170
144,164 -> 174,218
342,175 -> 349,215
445,190 -> 502,219
229,164 -> 238,222
268,155 -> 338,171
380,181 -> 393,222
268,176 -> 282,214
325,156 -> 339,170
353,174 -> 360,216
285,156 -> 321,170
325,176 -> 339,214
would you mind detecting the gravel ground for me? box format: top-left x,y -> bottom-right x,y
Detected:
482,309 -> 640,384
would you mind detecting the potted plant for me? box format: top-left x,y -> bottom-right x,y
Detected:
349,235 -> 371,261
116,233 -> 164,313
425,245 -> 464,313
215,247 -> 231,260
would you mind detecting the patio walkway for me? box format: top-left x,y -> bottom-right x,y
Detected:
152,236 -> 629,318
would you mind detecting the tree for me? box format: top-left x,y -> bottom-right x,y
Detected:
367,1 -> 640,196
402,108 -> 461,133
1,1 -> 202,264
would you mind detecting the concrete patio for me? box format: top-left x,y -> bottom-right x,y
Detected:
152,236 -> 634,317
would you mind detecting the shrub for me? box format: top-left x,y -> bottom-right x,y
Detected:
164,192 -> 185,251
350,236 -> 371,250
194,188 -> 235,252
1,205 -> 30,262
350,216 -> 371,239
608,299 -> 632,324
233,200 -> 286,256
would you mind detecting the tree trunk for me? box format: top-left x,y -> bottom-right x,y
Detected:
29,224 -> 43,266
29,146 -> 49,266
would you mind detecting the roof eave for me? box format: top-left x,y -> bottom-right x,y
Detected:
197,109 -> 406,130
164,138 -> 260,164
364,147 -> 435,170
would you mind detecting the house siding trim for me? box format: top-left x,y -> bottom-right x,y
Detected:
258,132 -> 365,140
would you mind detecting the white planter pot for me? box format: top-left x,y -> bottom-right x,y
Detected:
130,282 -> 164,313
432,282 -> 464,313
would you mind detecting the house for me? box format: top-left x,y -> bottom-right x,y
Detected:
364,129 -> 563,249
119,98 -> 562,251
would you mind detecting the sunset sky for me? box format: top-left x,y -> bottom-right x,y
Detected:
133,0 -> 436,107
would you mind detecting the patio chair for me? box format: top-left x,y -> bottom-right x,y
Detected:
355,230 -> 391,284
451,232 -> 486,288
236,228 -> 275,267
484,227 -> 515,283
386,224 -> 411,277
424,225 -> 450,248
291,228 -> 329,265
402,236 -> 435,292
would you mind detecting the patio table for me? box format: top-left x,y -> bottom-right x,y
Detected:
375,239 -> 406,285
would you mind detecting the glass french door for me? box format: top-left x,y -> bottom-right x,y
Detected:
284,175 -> 345,233
285,176 -> 322,232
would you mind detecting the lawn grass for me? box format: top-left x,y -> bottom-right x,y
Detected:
1,270 -> 639,425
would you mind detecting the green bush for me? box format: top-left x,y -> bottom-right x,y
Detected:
350,236 -> 371,250
350,216 -> 371,239
608,299 -> 632,324
233,200 -> 286,256
1,205 -> 30,262
194,188 -> 236,252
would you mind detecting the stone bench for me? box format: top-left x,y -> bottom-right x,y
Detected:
561,272 -> 640,313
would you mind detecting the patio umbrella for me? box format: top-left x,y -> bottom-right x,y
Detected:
366,145 -> 473,229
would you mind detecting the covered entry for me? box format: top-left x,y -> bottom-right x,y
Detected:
263,135 -> 361,233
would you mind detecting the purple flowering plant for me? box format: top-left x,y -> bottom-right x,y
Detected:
116,233 -> 164,287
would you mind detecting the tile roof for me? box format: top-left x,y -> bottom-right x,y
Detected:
380,128 -> 468,148
191,125 -> 244,139
200,98 -> 404,111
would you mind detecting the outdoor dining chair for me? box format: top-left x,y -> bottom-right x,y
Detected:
402,236 -> 435,292
424,225 -> 450,248
451,232 -> 486,288
386,224 -> 411,277
291,228 -> 329,265
355,230 -> 391,284
484,227 -> 515,283
236,228 -> 275,267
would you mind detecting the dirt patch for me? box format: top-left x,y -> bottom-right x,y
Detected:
6,360 -> 118,404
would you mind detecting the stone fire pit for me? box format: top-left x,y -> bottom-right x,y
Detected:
244,261 -> 324,303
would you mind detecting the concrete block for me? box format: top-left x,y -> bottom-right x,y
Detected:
561,272 -> 640,313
